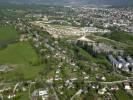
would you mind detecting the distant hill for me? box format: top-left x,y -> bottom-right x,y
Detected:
0,0 -> 133,6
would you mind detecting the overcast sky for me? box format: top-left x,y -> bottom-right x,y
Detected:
1,0 -> 133,6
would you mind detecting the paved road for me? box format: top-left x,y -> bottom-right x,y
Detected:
70,89 -> 83,100
13,82 -> 20,94
50,84 -> 59,100
99,80 -> 130,84
28,82 -> 36,99
85,77 -> 133,85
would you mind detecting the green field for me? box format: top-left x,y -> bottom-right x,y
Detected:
103,31 -> 133,45
0,26 -> 19,41
0,42 -> 43,80
115,88 -> 132,100
0,42 -> 38,64
0,26 -> 43,80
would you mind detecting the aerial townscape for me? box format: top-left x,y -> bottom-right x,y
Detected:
0,0 -> 133,100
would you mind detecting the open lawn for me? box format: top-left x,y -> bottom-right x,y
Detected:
0,26 -> 19,42
0,42 -> 43,80
0,42 -> 38,64
115,88 -> 132,100
103,31 -> 133,45
15,91 -> 29,100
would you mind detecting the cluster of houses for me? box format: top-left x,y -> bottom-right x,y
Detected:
13,20 -> 133,99
82,27 -> 111,34
32,20 -> 112,39
0,81 -> 31,99
73,7 -> 133,33
98,80 -> 133,97
32,88 -> 49,100
108,55 -> 133,72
